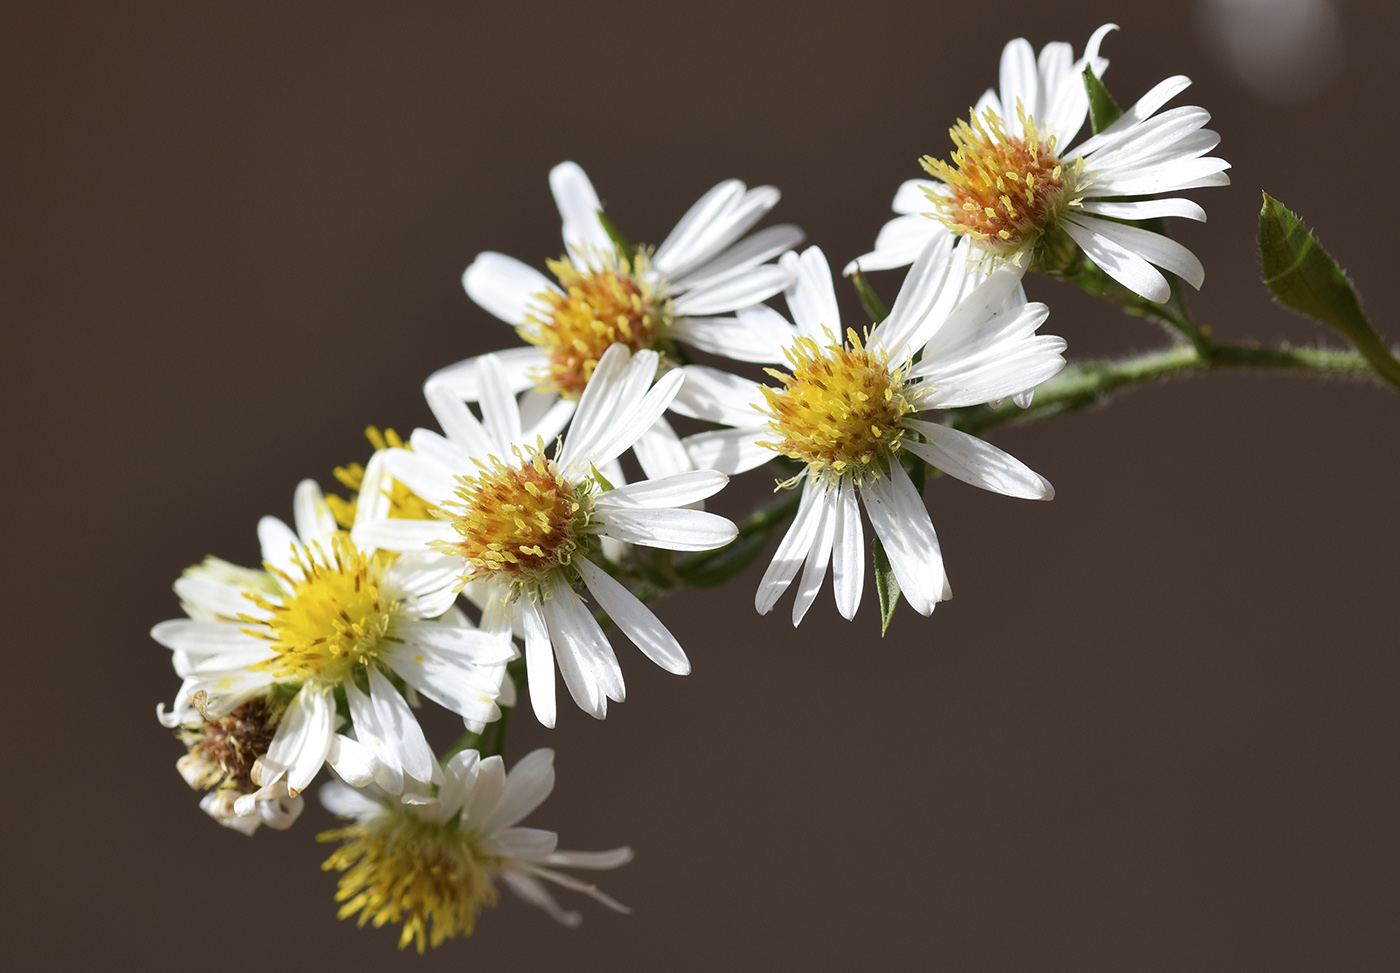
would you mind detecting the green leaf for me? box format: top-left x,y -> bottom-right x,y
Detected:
1259,193 -> 1400,390
850,268 -> 890,324
597,210 -> 636,264
1082,66 -> 1121,134
590,462 -> 616,491
873,537 -> 901,635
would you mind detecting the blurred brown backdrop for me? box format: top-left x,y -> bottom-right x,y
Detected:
5,1 -> 1397,969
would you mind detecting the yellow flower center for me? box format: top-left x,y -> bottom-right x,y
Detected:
319,815 -> 500,953
522,250 -> 671,399
243,536 -> 399,683
328,426 -> 437,530
758,330 -> 913,485
920,104 -> 1083,256
436,444 -> 590,591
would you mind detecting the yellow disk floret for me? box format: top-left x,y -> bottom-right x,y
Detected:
437,442 -> 591,592
243,536 -> 399,683
920,104 -> 1084,257
319,814 -> 499,953
758,329 -> 913,485
522,250 -> 671,398
328,426 -> 437,529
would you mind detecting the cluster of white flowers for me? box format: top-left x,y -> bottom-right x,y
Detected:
154,23 -> 1226,951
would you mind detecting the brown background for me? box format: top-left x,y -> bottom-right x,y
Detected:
6,1 -> 1397,969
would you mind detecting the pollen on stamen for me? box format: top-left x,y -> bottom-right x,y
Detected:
521,249 -> 672,399
241,536 -> 398,683
757,329 -> 913,486
319,813 -> 500,953
436,440 -> 592,592
920,103 -> 1084,257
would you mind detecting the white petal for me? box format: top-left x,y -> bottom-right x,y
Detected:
652,180 -> 755,278
904,420 -> 1054,500
831,477 -> 864,621
352,516 -> 455,555
326,734 -> 380,788
1068,75 -> 1193,157
293,479 -> 338,548
499,872 -> 581,927
319,780 -> 383,820
485,747 -> 557,832
345,678 -> 404,793
257,516 -> 302,583
669,223 -> 803,293
682,427 -> 774,476
1085,156 -> 1231,198
892,179 -> 937,214
519,598 -> 556,728
672,264 -> 792,317
595,505 -> 737,551
842,214 -> 944,276
541,847 -> 634,870
790,486 -> 837,626
999,37 -> 1041,123
367,667 -> 436,784
476,353 -> 524,449
783,247 -> 841,339
1061,217 -> 1169,303
668,304 -> 798,364
1077,198 -> 1206,222
576,557 -> 691,675
540,582 -> 624,716
286,687 -> 334,795
559,344 -> 655,472
486,827 -> 559,860
594,469 -> 728,509
563,355 -> 683,477
434,749 -> 481,822
463,251 -> 557,324
860,463 -> 944,616
550,161 -> 612,255
424,382 -> 496,458
462,754 -> 507,829
425,347 -> 543,401
379,447 -> 457,509
1068,215 -> 1204,289
632,416 -> 694,480
754,478 -> 824,615
668,364 -> 764,428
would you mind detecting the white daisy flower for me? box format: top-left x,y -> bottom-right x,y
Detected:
847,24 -> 1230,304
357,344 -> 738,727
172,695 -> 305,835
431,161 -> 802,479
673,242 -> 1064,623
153,475 -> 514,811
319,747 -> 632,952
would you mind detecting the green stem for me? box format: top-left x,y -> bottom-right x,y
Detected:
949,342 -> 1385,437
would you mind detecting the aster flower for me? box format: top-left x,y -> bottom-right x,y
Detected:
173,693 -> 304,835
848,24 -> 1230,304
319,747 -> 631,951
672,242 -> 1063,623
433,161 -> 802,479
356,344 -> 738,727
154,477 -> 514,813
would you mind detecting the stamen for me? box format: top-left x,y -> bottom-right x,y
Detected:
521,249 -> 671,398
920,103 -> 1084,256
757,330 -> 912,485
242,536 -> 398,682
436,441 -> 592,593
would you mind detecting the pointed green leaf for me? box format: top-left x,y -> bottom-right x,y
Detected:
1082,66 -> 1121,134
850,268 -> 890,324
873,536 -> 900,635
597,210 -> 636,264
1259,193 -> 1400,389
